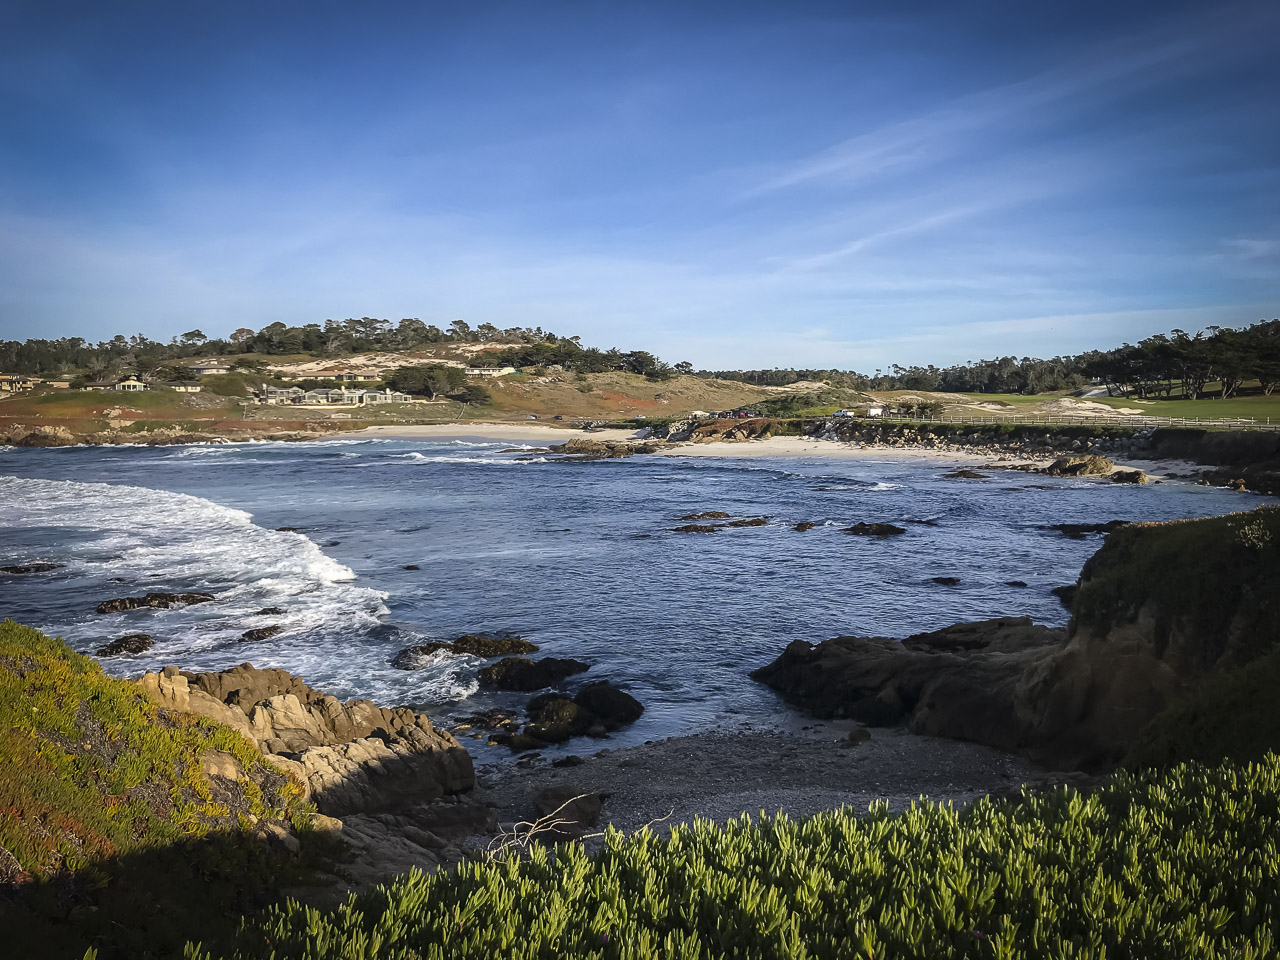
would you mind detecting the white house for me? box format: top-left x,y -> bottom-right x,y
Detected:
464,366 -> 516,378
165,380 -> 203,393
188,362 -> 232,376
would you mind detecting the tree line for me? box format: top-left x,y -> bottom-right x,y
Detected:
2,316 -> 1277,399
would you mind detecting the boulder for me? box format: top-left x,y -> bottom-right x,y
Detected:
931,577 -> 961,586
0,563 -> 60,575
525,696 -> 587,743
678,511 -> 730,521
135,662 -> 474,816
1042,455 -> 1115,477
254,607 -> 286,616
726,517 -> 768,528
673,524 -> 718,533
1110,468 -> 1149,484
478,656 -> 590,691
1051,584 -> 1078,610
241,626 -> 282,642
574,681 -> 644,729
95,634 -> 154,657
96,592 -> 215,614
942,469 -> 988,480
843,522 -> 907,537
1005,580 -> 1029,588
794,522 -> 817,532
452,634 -> 538,657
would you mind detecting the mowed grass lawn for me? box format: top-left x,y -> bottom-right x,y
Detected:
954,388 -> 1280,422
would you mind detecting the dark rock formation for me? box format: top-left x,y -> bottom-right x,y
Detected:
794,522 -> 817,532
393,634 -> 538,670
679,511 -> 730,521
95,634 -> 153,657
844,522 -> 907,537
0,562 -> 60,575
403,564 -> 421,570
1041,455 -> 1115,477
942,469 -> 988,480
241,626 -> 283,642
931,577 -> 961,586
1051,585 -> 1078,610
755,506 -> 1280,772
254,606 -> 286,616
136,662 -> 473,816
1109,468 -> 1148,484
673,524 -> 718,533
1005,580 -> 1029,588
478,656 -> 590,691
726,517 -> 768,527
574,681 -> 644,728
1048,520 -> 1129,539
96,592 -> 215,614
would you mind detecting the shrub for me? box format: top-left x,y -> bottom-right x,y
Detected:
197,755 -> 1280,959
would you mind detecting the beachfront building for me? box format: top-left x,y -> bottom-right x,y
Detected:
465,366 -> 516,377
290,387 -> 412,405
0,374 -> 39,393
165,381 -> 204,393
264,386 -> 305,404
357,389 -> 412,404
86,376 -> 149,392
188,362 -> 232,375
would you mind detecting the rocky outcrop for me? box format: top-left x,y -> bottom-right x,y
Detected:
0,562 -> 60,575
136,662 -> 473,816
755,506 -> 1280,772
679,511 -> 731,521
673,523 -> 718,533
95,634 -> 153,656
844,522 -> 907,537
1110,468 -> 1148,484
241,626 -> 282,642
96,591 -> 215,614
1041,454 -> 1115,477
549,438 -> 665,459
507,681 -> 646,749
478,656 -> 590,691
392,634 -> 539,669
1048,520 -> 1129,539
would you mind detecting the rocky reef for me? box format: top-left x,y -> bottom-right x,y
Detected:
754,505 -> 1280,771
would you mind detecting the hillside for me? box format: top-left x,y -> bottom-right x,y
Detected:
0,622 -> 328,959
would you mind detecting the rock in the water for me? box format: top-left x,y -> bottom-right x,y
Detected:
451,634 -> 538,657
931,576 -> 961,586
488,731 -> 547,753
241,626 -> 283,642
393,634 -> 539,669
673,524 -> 718,533
254,606 -> 286,616
726,517 -> 768,527
678,511 -> 730,521
95,633 -> 154,657
478,656 -> 590,691
1042,455 -> 1115,477
574,681 -> 645,729
942,469 -> 988,480
1,562 -> 60,575
96,592 -> 215,614
843,522 -> 907,537
1109,468 -> 1148,484
1005,580 -> 1029,588
525,696 -> 586,743
403,564 -> 421,570
1048,520 -> 1129,539
1051,584 -> 1078,610
794,522 -> 817,532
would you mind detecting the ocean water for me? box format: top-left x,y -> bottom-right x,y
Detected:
0,437 -> 1263,750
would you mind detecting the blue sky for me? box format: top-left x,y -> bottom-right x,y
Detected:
0,0 -> 1276,370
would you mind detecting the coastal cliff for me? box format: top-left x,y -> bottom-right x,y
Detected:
754,505 -> 1280,771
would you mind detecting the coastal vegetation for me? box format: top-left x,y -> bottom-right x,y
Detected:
193,755 -> 1280,960
0,622 -> 329,959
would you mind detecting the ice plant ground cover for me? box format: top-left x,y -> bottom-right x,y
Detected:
194,755 -> 1280,960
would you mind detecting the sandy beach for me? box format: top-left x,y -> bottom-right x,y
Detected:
351,422 -> 641,443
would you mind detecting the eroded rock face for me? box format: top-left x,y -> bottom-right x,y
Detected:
136,662 -> 473,816
755,507 -> 1280,772
96,592 -> 215,614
